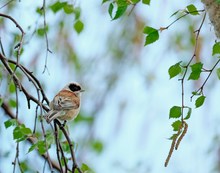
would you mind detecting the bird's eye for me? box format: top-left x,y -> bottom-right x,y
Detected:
69,83 -> 81,92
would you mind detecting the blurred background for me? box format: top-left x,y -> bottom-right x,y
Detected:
1,0 -> 220,172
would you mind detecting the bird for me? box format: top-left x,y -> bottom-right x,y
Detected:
44,82 -> 84,125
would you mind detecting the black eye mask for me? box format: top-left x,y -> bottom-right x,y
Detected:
69,83 -> 81,92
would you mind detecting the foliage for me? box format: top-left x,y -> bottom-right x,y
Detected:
0,0 -> 220,172
102,0 -> 220,167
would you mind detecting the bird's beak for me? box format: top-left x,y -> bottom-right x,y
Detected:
80,89 -> 85,92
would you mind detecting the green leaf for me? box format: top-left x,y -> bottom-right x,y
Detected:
13,126 -> 23,140
186,4 -> 199,15
113,5 -> 127,20
184,107 -> 192,120
74,20 -> 84,34
91,140 -> 103,154
0,97 -> 3,106
4,119 -> 17,129
216,68 -> 220,79
61,141 -> 74,153
28,143 -> 37,153
63,4 -> 74,14
212,42 -> 220,55
81,163 -> 94,173
9,99 -> 16,108
28,141 -> 47,155
144,31 -> 159,45
170,10 -> 180,17
36,7 -> 43,15
117,0 -> 128,6
188,62 -> 203,80
169,133 -> 178,140
9,83 -> 16,93
143,26 -> 159,45
192,91 -> 199,95
37,28 -> 46,37
50,1 -> 67,13
195,95 -> 206,108
142,0 -> 150,5
172,120 -> 182,131
9,63 -> 16,70
131,0 -> 140,4
108,3 -> 114,18
46,132 -> 54,146
102,0 -> 110,4
13,124 -> 32,142
169,106 -> 182,119
143,26 -> 156,34
73,7 -> 81,20
19,161 -> 29,172
168,61 -> 182,79
20,125 -> 32,135
37,141 -> 47,155
61,157 -> 68,166
75,114 -> 94,124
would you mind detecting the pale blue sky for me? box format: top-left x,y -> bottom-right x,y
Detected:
1,0 -> 220,173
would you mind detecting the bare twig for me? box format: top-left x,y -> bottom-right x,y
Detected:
0,37 -> 6,56
191,58 -> 220,99
0,13 -> 25,62
41,0 -> 52,73
0,53 -> 49,111
0,0 -> 15,9
160,10 -> 205,31
7,58 -> 49,104
54,121 -> 65,173
55,120 -> 83,173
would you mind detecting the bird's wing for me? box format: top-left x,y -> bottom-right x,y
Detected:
52,96 -> 79,111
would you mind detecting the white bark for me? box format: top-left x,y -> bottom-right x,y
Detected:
202,0 -> 220,38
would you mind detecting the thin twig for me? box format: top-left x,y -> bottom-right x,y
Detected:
7,58 -> 49,104
0,13 -> 25,64
191,58 -> 220,99
42,0 -> 52,73
0,37 -> 6,56
55,120 -> 83,173
39,98 -> 54,171
160,10 -> 205,31
179,12 -> 206,121
0,0 -> 15,9
0,53 -> 50,111
12,85 -> 20,172
54,121 -> 64,173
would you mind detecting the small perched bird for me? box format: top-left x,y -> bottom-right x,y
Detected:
44,82 -> 84,124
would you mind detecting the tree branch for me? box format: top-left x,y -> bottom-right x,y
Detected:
0,53 -> 49,111
0,13 -> 25,60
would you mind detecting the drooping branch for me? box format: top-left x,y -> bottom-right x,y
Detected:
164,12 -> 207,168
0,53 -> 49,111
0,52 -> 83,172
0,13 -> 25,60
